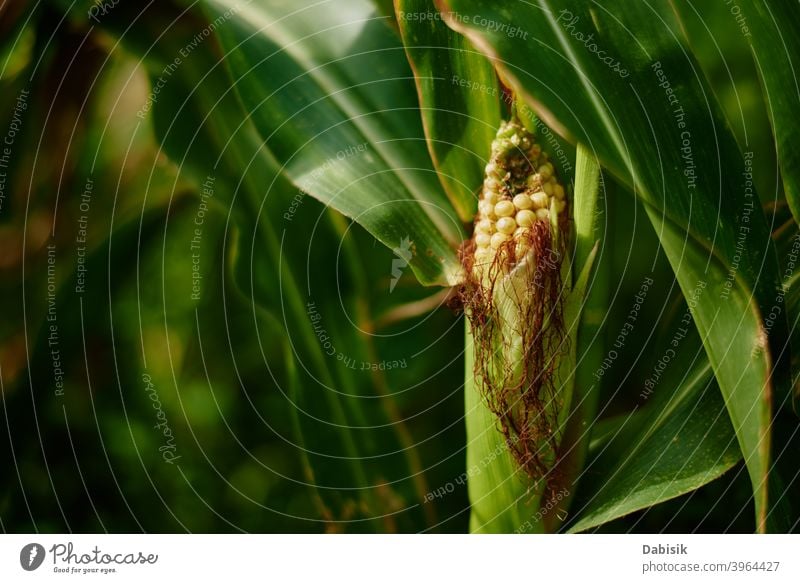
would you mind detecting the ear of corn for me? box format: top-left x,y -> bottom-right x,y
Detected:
462,120 -> 596,532
462,117 -> 571,476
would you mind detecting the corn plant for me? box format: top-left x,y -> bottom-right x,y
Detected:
7,0 -> 799,533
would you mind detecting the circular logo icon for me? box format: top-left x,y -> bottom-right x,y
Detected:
20,543 -> 46,571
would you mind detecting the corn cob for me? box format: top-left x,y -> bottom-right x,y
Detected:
461,118 -> 570,485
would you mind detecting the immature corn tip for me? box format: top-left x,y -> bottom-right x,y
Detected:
471,120 -> 567,276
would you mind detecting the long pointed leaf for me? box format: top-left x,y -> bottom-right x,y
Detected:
737,0 -> 800,228
206,0 -> 465,286
395,0 -> 503,221
569,356 -> 741,532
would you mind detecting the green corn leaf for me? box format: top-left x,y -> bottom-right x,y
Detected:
736,0 -> 800,228
568,348 -> 740,533
572,144 -> 603,273
543,143 -> 604,529
204,0 -> 465,287
437,0 -> 786,531
395,0 -> 504,221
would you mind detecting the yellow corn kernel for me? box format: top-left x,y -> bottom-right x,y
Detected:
494,200 -> 515,217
